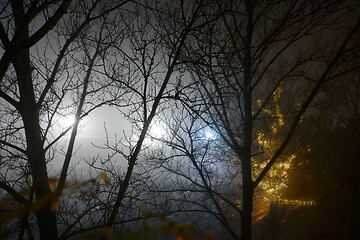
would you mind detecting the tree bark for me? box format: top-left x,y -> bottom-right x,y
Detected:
14,49 -> 59,240
19,103 -> 59,240
11,1 -> 59,237
241,1 -> 255,239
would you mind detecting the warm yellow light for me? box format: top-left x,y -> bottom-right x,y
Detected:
252,86 -> 315,208
275,199 -> 316,206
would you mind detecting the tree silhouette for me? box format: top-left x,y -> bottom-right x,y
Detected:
0,1 -> 131,239
0,1 -> 359,240
155,0 -> 360,239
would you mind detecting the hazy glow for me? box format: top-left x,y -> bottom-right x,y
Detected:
205,130 -> 215,139
148,123 -> 166,139
59,115 -> 75,129
140,121 -> 167,147
252,86 -> 316,207
201,126 -> 217,141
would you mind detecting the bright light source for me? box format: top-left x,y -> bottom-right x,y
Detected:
141,122 -> 167,147
148,123 -> 166,139
205,130 -> 214,139
59,115 -> 75,128
202,126 -> 216,140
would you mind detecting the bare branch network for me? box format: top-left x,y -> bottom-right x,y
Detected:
0,0 -> 359,240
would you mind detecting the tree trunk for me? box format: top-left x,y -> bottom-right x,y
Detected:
12,23 -> 59,240
21,108 -> 59,240
349,116 -> 360,239
241,166 -> 254,240
241,0 -> 255,239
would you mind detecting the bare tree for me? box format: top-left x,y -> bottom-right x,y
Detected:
144,107 -> 243,238
59,0 -> 215,238
0,1 -> 131,239
1,1 -> 359,240
149,0 -> 360,239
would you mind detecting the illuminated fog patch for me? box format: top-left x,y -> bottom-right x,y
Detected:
148,123 -> 166,139
200,126 -> 217,141
59,115 -> 75,129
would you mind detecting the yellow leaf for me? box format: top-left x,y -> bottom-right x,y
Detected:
99,172 -> 109,187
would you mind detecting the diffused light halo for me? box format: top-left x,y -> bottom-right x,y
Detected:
59,114 -> 75,129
